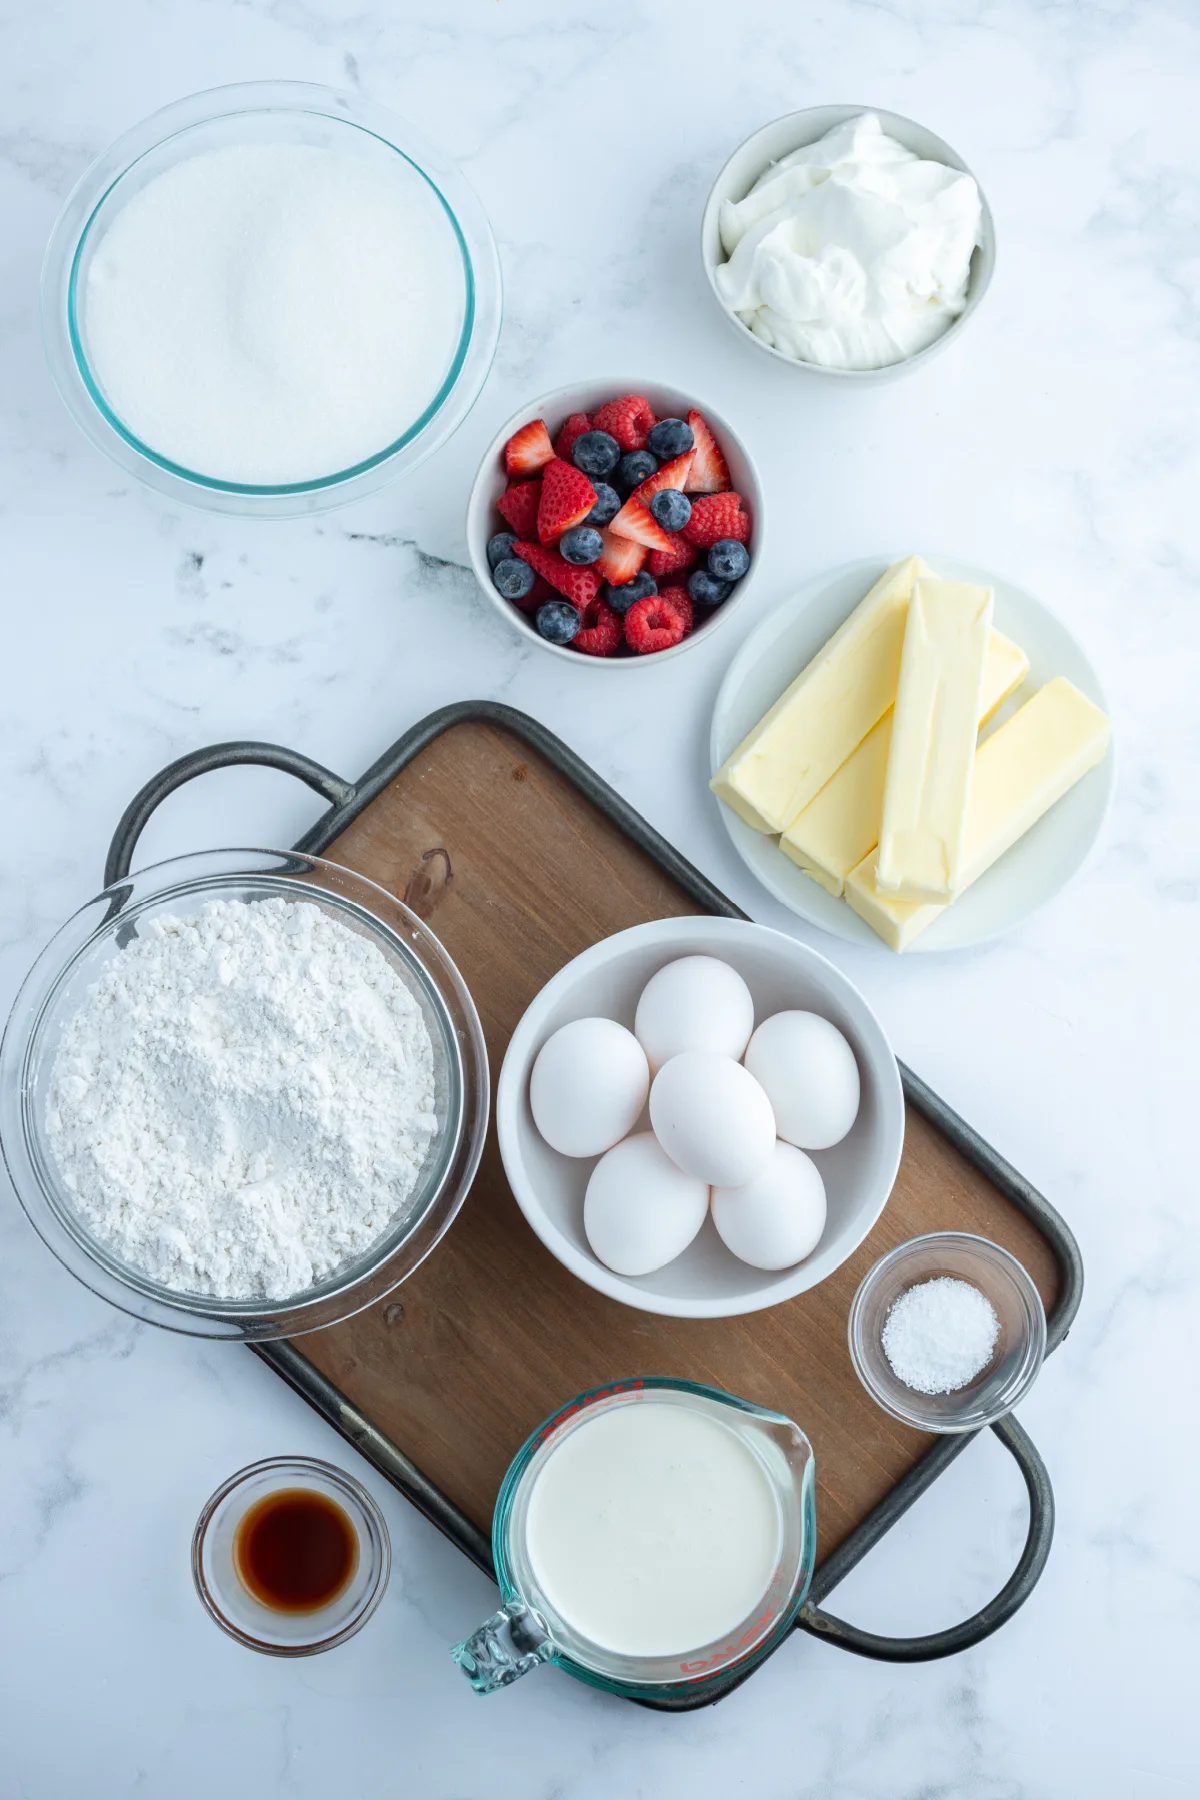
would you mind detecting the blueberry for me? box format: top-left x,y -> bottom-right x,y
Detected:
559,525 -> 603,565
487,530 -> 520,571
646,417 -> 695,460
584,481 -> 620,527
604,569 -> 657,615
572,430 -> 621,478
492,557 -> 536,601
687,568 -> 733,608
615,450 -> 658,494
708,538 -> 750,582
536,600 -> 581,645
649,488 -> 692,533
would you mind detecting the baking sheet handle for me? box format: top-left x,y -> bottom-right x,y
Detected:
796,1414 -> 1053,1661
104,740 -> 355,886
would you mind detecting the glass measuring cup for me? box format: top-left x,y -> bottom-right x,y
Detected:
451,1378 -> 816,1702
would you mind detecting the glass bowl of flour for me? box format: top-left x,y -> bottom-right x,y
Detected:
0,850 -> 489,1338
41,83 -> 502,516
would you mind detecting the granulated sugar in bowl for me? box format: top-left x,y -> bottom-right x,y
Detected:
41,83 -> 502,515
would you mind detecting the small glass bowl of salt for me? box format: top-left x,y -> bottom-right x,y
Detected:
847,1233 -> 1047,1433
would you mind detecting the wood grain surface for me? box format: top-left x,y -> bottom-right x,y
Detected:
295,719 -> 1060,1565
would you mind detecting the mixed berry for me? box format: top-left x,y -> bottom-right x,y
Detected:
485,393 -> 754,657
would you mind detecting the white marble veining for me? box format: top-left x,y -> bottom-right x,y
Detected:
1,1 -> 1198,1793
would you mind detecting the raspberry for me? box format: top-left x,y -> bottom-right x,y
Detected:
647,531 -> 698,578
496,479 -> 541,540
592,394 -> 657,452
624,590 -> 689,654
682,492 -> 750,549
513,540 -> 601,609
553,412 -> 592,460
658,585 -> 695,635
573,597 -> 623,657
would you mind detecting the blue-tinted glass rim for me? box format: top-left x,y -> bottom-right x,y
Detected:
65,109 -> 477,497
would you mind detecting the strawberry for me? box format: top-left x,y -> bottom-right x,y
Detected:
504,419 -> 554,477
657,585 -> 695,635
553,412 -> 592,460
647,530 -> 698,579
573,597 -> 623,657
594,529 -> 646,586
513,540 -> 601,609
685,410 -> 731,493
537,458 -> 598,545
624,590 -> 689,654
629,450 -> 696,507
592,394 -> 657,452
682,491 -> 750,549
496,479 -> 542,539
512,573 -> 555,614
607,496 -> 675,554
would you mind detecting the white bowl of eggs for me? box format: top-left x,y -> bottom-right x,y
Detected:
496,917 -> 905,1317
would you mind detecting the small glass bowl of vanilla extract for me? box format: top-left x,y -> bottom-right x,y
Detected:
192,1457 -> 391,1654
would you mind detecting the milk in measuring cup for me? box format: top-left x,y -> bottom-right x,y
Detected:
525,1399 -> 782,1657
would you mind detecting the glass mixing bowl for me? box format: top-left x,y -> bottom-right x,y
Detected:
847,1232 -> 1047,1433
0,849 -> 489,1338
40,82 -> 502,517
193,1456 -> 391,1655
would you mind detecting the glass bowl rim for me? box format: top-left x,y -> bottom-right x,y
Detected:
40,81 -> 503,511
847,1230 -> 1048,1433
191,1454 -> 392,1655
0,847 -> 490,1338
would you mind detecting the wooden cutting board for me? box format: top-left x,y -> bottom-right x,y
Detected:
290,716 -> 1059,1565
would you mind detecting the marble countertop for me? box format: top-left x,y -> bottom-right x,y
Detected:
2,2 -> 1197,1794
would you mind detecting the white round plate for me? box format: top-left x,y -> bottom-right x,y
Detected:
710,556 -> 1114,952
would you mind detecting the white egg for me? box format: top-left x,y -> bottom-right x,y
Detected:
712,1141 -> 827,1270
584,1133 -> 710,1276
634,955 -> 755,1072
649,1052 -> 775,1188
530,1017 -> 649,1158
743,1011 -> 861,1151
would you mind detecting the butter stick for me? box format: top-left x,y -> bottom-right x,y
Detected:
845,678 -> 1111,951
780,628 -> 1028,897
877,578 -> 995,902
711,556 -> 932,835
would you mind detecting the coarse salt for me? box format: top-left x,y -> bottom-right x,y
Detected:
880,1276 -> 999,1394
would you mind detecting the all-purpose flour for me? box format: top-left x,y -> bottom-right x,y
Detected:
46,897 -> 439,1301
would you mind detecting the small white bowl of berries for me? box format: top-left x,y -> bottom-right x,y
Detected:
466,380 -> 763,664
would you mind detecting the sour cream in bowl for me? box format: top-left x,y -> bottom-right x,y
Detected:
701,106 -> 995,381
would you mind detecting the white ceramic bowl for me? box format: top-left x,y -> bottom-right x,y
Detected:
465,379 -> 763,667
700,105 -> 996,383
496,916 -> 904,1317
